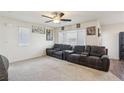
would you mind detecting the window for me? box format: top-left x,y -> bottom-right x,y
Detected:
58,29 -> 86,45
66,30 -> 77,45
19,27 -> 31,46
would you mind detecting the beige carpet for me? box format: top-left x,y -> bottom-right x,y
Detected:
8,56 -> 120,81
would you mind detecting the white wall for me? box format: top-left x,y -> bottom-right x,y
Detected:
0,16 -> 54,63
55,20 -> 101,46
101,23 -> 124,59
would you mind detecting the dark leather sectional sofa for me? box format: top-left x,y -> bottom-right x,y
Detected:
0,55 -> 9,81
46,44 -> 110,72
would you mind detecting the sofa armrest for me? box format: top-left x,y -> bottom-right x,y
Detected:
64,50 -> 74,54
101,55 -> 109,59
54,48 -> 61,51
46,48 -> 54,50
46,47 -> 61,51
81,52 -> 89,56
63,50 -> 74,60
101,55 -> 110,72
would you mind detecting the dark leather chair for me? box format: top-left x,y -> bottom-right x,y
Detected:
53,44 -> 72,59
84,46 -> 110,71
46,44 -> 62,57
0,55 -> 9,81
67,46 -> 85,63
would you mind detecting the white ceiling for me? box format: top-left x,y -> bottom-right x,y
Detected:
0,11 -> 124,27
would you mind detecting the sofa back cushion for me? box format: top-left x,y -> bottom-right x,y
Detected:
82,46 -> 91,55
90,46 -> 106,57
60,44 -> 72,50
74,46 -> 85,54
84,46 -> 91,52
54,44 -> 62,48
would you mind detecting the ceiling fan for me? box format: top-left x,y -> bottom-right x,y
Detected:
42,12 -> 72,23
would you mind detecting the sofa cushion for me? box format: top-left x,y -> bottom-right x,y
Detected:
54,51 -> 63,56
81,52 -> 89,56
54,44 -> 62,48
74,46 -> 85,54
61,45 -> 72,50
88,56 -> 101,66
84,45 -> 91,53
90,46 -> 106,57
67,54 -> 80,63
53,48 -> 61,51
70,54 -> 81,57
52,51 -> 63,59
79,55 -> 88,64
46,50 -> 57,56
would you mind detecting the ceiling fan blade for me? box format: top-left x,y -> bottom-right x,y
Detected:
59,12 -> 64,17
45,20 -> 53,23
61,19 -> 72,21
42,15 -> 53,19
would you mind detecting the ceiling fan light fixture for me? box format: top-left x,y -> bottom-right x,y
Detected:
53,19 -> 60,23
42,12 -> 71,23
